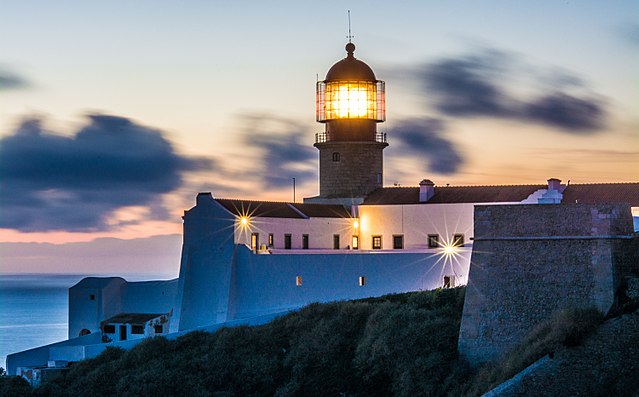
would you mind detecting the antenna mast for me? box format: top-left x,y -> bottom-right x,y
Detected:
347,10 -> 354,43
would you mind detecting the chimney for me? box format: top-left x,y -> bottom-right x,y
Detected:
547,178 -> 562,191
538,178 -> 563,204
419,179 -> 435,203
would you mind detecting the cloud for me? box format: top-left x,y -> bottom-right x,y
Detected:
414,50 -> 606,133
0,114 -> 212,232
388,118 -> 463,175
523,93 -> 604,131
0,68 -> 29,90
422,51 -> 512,118
239,113 -> 316,188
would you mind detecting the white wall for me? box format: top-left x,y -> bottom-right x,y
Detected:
357,203 -> 476,250
234,216 -> 356,250
230,244 -> 471,320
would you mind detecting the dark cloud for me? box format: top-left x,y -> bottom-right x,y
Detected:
388,118 -> 463,175
415,50 -> 606,133
0,69 -> 28,90
423,52 -> 512,117
239,113 -> 316,188
523,93 -> 604,131
0,114 -> 212,232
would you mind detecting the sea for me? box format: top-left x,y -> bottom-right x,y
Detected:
0,273 -> 174,370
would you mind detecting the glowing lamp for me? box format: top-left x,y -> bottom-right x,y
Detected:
443,245 -> 456,255
317,80 -> 385,121
353,220 -> 359,229
240,216 -> 249,226
316,43 -> 385,123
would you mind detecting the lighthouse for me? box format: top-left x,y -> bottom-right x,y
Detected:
307,42 -> 387,204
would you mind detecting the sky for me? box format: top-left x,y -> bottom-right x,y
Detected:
0,1 -> 637,274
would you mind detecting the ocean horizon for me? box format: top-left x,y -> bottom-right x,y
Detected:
0,272 -> 176,370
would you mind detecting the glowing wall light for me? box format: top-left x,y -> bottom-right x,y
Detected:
316,81 -> 385,122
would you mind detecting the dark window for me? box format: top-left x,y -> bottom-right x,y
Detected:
302,234 -> 309,249
428,234 -> 439,248
89,294 -> 95,301
79,329 -> 91,337
332,152 -> 340,162
359,276 -> 366,286
154,325 -> 163,334
443,276 -> 452,289
103,325 -> 115,334
251,233 -> 259,253
284,234 -> 292,249
372,235 -> 382,249
120,325 -> 127,341
393,235 -> 404,249
131,325 -> 144,334
268,233 -> 274,247
333,234 -> 340,249
453,234 -> 464,247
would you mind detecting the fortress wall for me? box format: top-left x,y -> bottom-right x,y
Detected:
458,203 -> 635,365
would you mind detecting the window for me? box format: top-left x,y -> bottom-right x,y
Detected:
333,234 -> 340,249
453,234 -> 464,247
393,235 -> 404,249
372,235 -> 382,249
302,234 -> 309,249
103,325 -> 115,334
332,152 -> 341,162
131,325 -> 144,334
120,325 -> 127,341
428,234 -> 439,248
359,276 -> 366,286
79,329 -> 91,337
89,294 -> 95,301
251,233 -> 259,253
295,276 -> 303,286
268,233 -> 274,247
154,325 -> 163,334
443,276 -> 455,289
352,235 -> 359,250
285,234 -> 292,249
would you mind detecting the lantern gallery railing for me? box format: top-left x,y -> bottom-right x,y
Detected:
316,80 -> 386,122
315,131 -> 387,144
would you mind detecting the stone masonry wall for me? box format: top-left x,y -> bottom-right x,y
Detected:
315,141 -> 386,198
458,203 -> 635,365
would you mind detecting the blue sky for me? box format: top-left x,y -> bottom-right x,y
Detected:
0,1 -> 637,271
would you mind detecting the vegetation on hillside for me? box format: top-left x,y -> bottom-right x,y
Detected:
0,288 -> 607,397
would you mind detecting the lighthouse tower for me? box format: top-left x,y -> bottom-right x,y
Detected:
308,42 -> 387,204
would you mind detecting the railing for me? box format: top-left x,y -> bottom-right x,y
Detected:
315,131 -> 387,144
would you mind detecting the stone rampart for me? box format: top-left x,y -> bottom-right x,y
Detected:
458,203 -> 635,364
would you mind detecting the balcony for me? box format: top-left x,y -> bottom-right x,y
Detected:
315,131 -> 387,144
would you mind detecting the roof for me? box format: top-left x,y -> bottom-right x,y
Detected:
216,199 -> 352,219
102,313 -> 165,325
561,183 -> 639,206
290,203 -> 352,218
71,277 -> 126,289
363,185 -> 544,205
325,43 -> 376,81
362,183 -> 639,206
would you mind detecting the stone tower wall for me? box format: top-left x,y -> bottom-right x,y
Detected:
315,141 -> 386,198
458,203 -> 636,365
